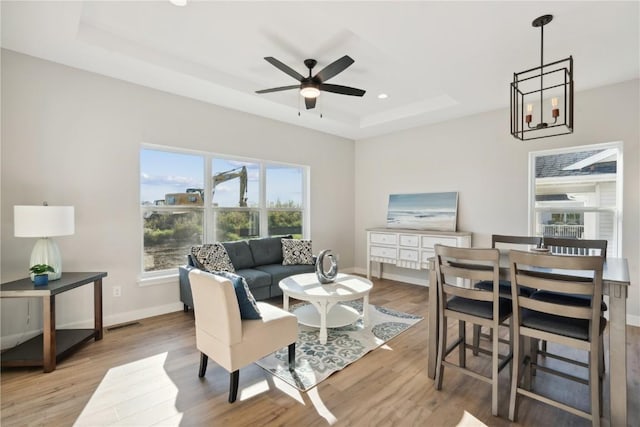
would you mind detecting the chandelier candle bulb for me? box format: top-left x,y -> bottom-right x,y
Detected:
551,97 -> 560,118
526,103 -> 533,123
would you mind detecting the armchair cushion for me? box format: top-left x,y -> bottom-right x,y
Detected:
191,243 -> 235,273
281,238 -> 314,265
214,271 -> 262,320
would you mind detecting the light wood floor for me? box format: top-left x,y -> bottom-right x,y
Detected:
1,277 -> 638,426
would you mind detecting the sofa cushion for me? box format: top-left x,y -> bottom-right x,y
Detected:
222,240 -> 255,270
212,271 -> 262,320
282,238 -> 314,265
234,268 -> 272,289
254,263 -> 316,292
249,235 -> 291,266
191,243 -> 235,273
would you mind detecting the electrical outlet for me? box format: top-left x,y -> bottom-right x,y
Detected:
113,286 -> 121,297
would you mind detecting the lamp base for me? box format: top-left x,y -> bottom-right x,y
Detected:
29,238 -> 62,281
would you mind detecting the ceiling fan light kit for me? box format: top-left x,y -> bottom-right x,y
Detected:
256,55 -> 365,110
510,14 -> 574,141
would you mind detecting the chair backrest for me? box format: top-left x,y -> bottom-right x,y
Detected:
543,237 -> 607,258
189,269 -> 242,346
492,234 -> 542,250
434,245 -> 501,310
508,250 -> 604,342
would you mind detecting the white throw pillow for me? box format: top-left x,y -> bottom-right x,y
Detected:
282,239 -> 314,265
191,243 -> 235,273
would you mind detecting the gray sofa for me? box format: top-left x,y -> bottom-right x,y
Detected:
179,235 -> 315,311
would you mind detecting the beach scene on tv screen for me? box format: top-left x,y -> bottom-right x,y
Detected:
387,192 -> 458,231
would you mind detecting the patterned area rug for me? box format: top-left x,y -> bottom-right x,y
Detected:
255,301 -> 423,391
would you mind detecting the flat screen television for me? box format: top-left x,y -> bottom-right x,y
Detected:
386,192 -> 458,231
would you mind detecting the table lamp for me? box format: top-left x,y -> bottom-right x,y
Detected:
14,203 -> 75,281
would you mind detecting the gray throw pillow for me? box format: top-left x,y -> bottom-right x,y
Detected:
282,239 -> 314,265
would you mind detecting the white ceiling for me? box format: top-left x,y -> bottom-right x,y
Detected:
2,1 -> 638,140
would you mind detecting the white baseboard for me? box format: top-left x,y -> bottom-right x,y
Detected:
351,266 -> 429,287
627,314 -> 640,327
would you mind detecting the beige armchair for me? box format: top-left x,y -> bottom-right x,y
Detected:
189,269 -> 298,403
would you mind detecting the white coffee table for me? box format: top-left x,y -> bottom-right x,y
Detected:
279,273 -> 373,344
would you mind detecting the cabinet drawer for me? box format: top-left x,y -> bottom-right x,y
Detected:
399,235 -> 419,247
421,236 -> 457,249
399,249 -> 419,262
370,246 -> 397,259
370,233 -> 398,245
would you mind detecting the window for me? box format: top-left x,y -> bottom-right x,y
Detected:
140,146 -> 308,274
528,142 -> 622,257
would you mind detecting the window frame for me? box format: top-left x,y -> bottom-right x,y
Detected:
527,141 -> 624,257
139,144 -> 309,281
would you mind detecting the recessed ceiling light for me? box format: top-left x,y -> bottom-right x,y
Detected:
378,93 -> 388,99
169,0 -> 187,6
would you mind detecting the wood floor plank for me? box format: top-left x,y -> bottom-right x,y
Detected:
1,277 -> 638,426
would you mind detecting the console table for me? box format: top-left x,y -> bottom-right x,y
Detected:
1,272 -> 107,373
366,228 -> 471,280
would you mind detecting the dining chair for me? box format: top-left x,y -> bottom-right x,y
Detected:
472,235 -> 541,354
536,238 -> 608,360
508,250 -> 605,426
434,245 -> 512,416
543,237 -> 607,257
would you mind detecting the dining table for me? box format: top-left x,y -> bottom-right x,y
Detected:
426,251 -> 630,427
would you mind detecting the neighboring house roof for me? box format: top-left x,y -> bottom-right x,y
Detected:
535,150 -> 617,178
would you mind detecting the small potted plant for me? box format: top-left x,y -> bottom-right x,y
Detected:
29,264 -> 54,286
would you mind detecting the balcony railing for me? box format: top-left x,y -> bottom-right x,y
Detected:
541,224 -> 584,239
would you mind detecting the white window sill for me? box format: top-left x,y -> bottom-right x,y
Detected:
138,271 -> 179,287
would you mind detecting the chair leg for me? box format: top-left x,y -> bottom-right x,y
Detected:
472,324 -> 481,356
459,320 -> 466,368
509,334 -> 521,421
183,304 -> 189,313
198,353 -> 208,378
288,343 -> 296,371
229,370 -> 239,403
589,348 -> 601,427
491,325 -> 499,416
435,316 -> 447,390
598,335 -> 605,378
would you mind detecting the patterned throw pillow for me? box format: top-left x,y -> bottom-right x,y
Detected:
191,243 -> 235,273
213,271 -> 262,320
281,239 -> 314,265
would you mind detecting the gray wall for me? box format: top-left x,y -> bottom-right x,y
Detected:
353,79 -> 640,325
1,50 -> 356,347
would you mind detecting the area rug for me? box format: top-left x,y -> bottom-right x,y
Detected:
255,301 -> 423,391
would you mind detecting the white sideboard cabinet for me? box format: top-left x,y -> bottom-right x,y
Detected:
366,227 -> 472,281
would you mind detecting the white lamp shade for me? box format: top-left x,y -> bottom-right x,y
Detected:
14,206 -> 75,237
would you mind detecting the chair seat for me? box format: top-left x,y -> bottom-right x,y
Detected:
447,296 -> 512,320
521,309 -> 606,341
531,290 -> 608,312
475,280 -> 535,298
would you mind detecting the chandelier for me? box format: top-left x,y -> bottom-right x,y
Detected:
511,15 -> 574,141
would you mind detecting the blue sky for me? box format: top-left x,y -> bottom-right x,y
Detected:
140,149 -> 302,207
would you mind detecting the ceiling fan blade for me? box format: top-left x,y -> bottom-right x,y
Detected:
256,85 -> 300,94
264,57 -> 305,82
314,55 -> 354,83
305,97 -> 317,109
320,84 -> 366,97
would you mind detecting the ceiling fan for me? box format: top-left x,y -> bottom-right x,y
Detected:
256,55 -> 366,110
